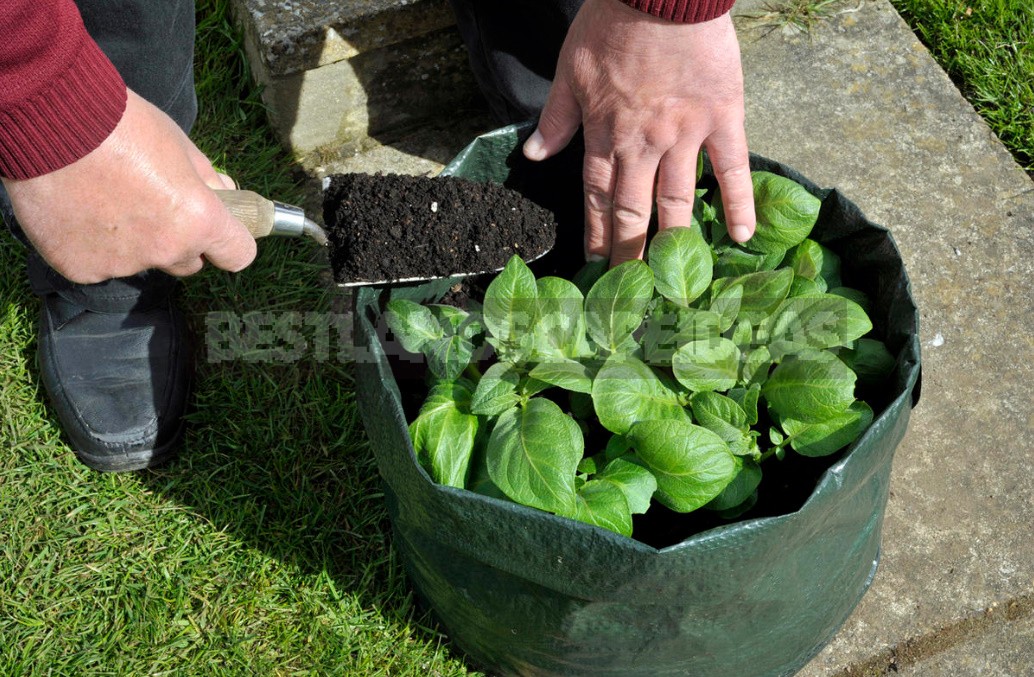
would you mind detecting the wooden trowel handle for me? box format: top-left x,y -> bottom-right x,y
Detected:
215,189 -> 328,245
215,189 -> 276,239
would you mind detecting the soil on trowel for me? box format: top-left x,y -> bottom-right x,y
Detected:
322,173 -> 557,285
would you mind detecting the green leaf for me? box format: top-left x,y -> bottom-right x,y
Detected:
839,338 -> 896,386
783,401 -> 874,457
627,420 -> 738,513
714,247 -> 785,278
487,397 -> 583,515
760,293 -> 873,357
470,362 -> 521,416
762,349 -> 857,423
672,337 -> 740,392
529,358 -> 594,394
592,355 -> 690,434
385,299 -> 443,353
429,304 -> 482,339
569,480 -> 633,536
595,457 -> 658,514
709,284 -> 743,333
483,255 -> 538,346
647,226 -> 713,306
426,334 -> 475,381
711,268 -> 794,324
577,455 -> 599,476
731,318 -> 753,349
518,374 -> 552,398
741,345 -> 773,386
572,258 -> 609,296
728,383 -> 762,425
532,276 -> 592,360
690,391 -> 747,427
604,434 -> 633,461
584,260 -> 654,352
689,391 -> 752,455
787,239 -> 841,288
641,302 -> 722,367
710,491 -> 758,520
741,171 -> 821,254
705,457 -> 761,511
409,381 -> 479,488
693,187 -> 717,229
789,275 -> 826,297
468,445 -> 507,500
828,286 -> 872,314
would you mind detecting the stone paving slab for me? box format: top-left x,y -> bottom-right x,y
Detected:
264,0 -> 1034,672
727,0 -> 1034,673
897,611 -> 1034,676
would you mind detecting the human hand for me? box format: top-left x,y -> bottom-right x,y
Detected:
1,89 -> 257,284
523,0 -> 756,266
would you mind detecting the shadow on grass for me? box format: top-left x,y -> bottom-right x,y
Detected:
135,241 -> 477,670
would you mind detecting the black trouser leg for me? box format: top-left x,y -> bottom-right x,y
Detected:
78,0 -> 198,134
448,0 -> 583,125
1,0 -> 199,471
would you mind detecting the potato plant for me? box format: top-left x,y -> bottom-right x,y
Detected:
385,171 -> 895,538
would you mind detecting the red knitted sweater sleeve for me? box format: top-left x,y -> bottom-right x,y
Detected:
620,0 -> 736,22
0,0 -> 127,180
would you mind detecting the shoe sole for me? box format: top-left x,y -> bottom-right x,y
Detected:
72,414 -> 186,472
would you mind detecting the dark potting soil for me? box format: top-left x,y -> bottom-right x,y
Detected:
322,173 -> 557,284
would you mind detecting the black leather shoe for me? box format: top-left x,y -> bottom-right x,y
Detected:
28,255 -> 192,472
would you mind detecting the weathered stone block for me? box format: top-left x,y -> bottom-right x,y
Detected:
230,0 -> 482,165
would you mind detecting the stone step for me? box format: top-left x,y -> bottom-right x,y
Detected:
229,0 -> 489,171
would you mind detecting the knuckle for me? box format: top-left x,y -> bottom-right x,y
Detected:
725,197 -> 756,215
584,189 -> 613,213
713,161 -> 752,187
655,192 -> 695,210
612,202 -> 652,226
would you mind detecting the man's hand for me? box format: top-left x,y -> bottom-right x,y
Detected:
2,89 -> 257,284
523,0 -> 756,266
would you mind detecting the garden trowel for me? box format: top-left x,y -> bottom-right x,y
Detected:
215,187 -> 554,287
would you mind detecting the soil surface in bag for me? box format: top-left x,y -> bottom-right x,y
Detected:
322,173 -> 557,284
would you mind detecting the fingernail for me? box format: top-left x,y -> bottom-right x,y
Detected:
586,253 -> 607,262
523,130 -> 547,161
730,224 -> 754,243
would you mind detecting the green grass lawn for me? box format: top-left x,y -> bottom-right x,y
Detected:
1,0 -> 1030,673
0,0 -> 473,674
890,0 -> 1033,173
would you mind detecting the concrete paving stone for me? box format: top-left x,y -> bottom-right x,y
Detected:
727,0 -> 1034,674
895,609 -> 1034,676
308,112 -> 496,179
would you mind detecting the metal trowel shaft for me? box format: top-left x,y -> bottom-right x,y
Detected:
215,189 -> 327,246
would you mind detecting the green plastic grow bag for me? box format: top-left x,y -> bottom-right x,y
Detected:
353,124 -> 921,676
